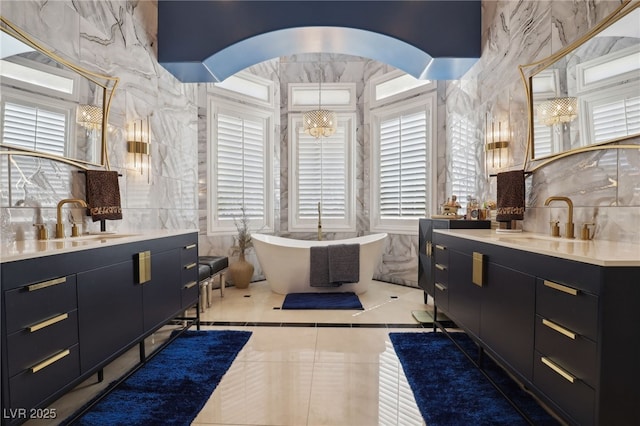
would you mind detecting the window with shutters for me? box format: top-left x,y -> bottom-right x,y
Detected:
208,97 -> 275,235
288,83 -> 356,232
449,116 -> 478,211
370,93 -> 436,234
576,44 -> 640,146
288,113 -> 356,232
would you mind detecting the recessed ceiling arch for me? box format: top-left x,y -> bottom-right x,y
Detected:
158,1 -> 481,83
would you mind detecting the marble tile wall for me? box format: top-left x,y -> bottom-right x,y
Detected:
0,1 -> 199,243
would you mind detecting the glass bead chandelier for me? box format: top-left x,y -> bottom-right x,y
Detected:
303,55 -> 337,138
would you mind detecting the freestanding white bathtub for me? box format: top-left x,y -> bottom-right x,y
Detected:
251,233 -> 387,294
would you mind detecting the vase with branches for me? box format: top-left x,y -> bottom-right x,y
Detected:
229,206 -> 254,289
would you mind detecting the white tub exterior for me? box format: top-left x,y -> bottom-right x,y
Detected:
252,233 -> 387,294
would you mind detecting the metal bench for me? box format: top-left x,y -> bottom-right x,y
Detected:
198,256 -> 229,310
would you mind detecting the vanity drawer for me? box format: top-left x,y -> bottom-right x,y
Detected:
9,344 -> 80,411
4,275 -> 77,334
536,279 -> 598,342
180,242 -> 199,308
535,315 -> 597,388
433,243 -> 449,267
6,310 -> 79,377
533,351 -> 594,426
180,241 -> 198,266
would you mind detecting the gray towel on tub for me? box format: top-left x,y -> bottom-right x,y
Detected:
328,244 -> 360,284
310,246 -> 335,287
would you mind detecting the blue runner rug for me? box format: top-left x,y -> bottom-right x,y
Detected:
70,330 -> 251,426
390,332 -> 558,426
282,292 -> 364,309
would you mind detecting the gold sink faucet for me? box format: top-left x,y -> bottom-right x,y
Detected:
544,196 -> 574,239
56,198 -> 88,238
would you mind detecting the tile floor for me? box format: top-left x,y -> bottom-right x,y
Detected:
30,280 -> 437,426
192,280 -> 432,425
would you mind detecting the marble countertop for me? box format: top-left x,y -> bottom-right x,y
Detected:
433,229 -> 640,267
0,229 -> 198,263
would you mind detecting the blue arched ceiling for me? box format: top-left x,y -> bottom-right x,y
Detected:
158,1 -> 481,83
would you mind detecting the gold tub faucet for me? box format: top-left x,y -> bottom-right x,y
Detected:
56,198 -> 88,238
544,196 -> 574,239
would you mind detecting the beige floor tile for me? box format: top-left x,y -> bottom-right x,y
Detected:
193,360 -> 314,426
315,328 -> 390,363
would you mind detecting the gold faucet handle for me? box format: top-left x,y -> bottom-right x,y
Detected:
71,222 -> 81,237
33,223 -> 48,240
549,220 -> 560,237
581,223 -> 595,240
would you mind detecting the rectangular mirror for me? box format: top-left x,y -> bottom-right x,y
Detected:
524,3 -> 640,160
0,17 -> 118,168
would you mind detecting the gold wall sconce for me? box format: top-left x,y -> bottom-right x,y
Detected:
127,116 -> 151,182
536,97 -> 578,127
485,115 -> 510,171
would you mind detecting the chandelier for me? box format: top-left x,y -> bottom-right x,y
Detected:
303,56 -> 337,138
537,97 -> 578,126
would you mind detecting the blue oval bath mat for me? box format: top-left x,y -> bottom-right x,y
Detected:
281,292 -> 364,309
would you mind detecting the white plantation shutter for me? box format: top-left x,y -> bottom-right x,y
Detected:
216,113 -> 265,221
2,101 -> 67,156
297,126 -> 346,219
379,111 -> 427,218
450,117 -> 476,209
591,95 -> 640,143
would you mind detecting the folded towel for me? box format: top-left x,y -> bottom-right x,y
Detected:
310,246 -> 336,287
85,170 -> 123,222
328,244 -> 360,284
496,170 -> 525,222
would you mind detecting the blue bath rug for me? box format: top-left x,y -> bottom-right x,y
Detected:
68,330 -> 251,426
282,292 -> 364,309
390,332 -> 558,426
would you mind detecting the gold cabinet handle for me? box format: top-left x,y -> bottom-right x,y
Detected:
542,318 -> 577,340
425,241 -> 432,257
543,280 -> 578,296
136,251 -> 152,284
435,263 -> 446,271
472,252 -> 485,287
31,349 -> 70,373
184,281 -> 198,289
27,277 -> 66,292
435,283 -> 446,291
28,313 -> 69,333
541,357 -> 576,383
184,262 -> 197,270
184,243 -> 196,250
435,244 -> 446,251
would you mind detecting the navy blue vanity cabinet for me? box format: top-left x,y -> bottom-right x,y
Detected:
432,230 -> 640,426
1,232 -> 199,425
418,219 -> 490,304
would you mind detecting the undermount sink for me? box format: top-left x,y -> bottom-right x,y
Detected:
52,233 -> 140,242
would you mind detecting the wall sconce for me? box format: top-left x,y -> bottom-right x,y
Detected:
485,114 -> 510,171
536,97 -> 578,126
76,104 -> 103,130
127,116 -> 151,183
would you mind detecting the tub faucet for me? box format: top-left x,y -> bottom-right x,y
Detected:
317,202 -> 322,241
56,198 -> 88,238
544,196 -> 574,239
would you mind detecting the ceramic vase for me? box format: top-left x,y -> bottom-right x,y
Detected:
229,252 -> 253,289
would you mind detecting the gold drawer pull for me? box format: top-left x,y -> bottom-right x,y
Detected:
28,313 -> 69,333
31,349 -> 70,374
184,243 -> 197,250
541,357 -> 576,383
136,251 -> 152,284
435,263 -> 446,271
544,280 -> 578,296
472,252 -> 485,287
542,318 -> 576,340
27,277 -> 66,292
184,281 -> 198,289
435,244 -> 446,251
435,283 -> 446,291
184,262 -> 197,270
